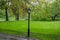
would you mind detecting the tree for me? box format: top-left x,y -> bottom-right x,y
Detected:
10,0 -> 28,20
48,0 -> 60,21
0,0 -> 9,21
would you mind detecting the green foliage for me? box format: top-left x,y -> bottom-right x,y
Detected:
0,0 -> 7,9
0,0 -> 60,21
31,0 -> 60,21
0,10 -> 5,18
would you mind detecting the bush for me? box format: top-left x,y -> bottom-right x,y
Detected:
31,13 -> 52,21
31,14 -> 48,21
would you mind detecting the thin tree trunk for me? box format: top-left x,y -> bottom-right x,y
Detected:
15,13 -> 19,20
5,8 -> 9,21
52,17 -> 56,21
52,14 -> 57,21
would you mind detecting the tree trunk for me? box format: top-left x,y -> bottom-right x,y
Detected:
52,17 -> 56,21
52,14 -> 57,21
15,13 -> 19,20
5,8 -> 9,21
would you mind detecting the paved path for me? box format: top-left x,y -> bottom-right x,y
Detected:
0,34 -> 39,40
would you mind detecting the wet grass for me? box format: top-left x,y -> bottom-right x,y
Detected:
0,20 -> 60,40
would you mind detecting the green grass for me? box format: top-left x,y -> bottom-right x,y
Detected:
0,20 -> 28,36
30,21 -> 60,40
0,20 -> 60,40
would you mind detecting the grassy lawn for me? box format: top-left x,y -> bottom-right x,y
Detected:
0,20 -> 60,40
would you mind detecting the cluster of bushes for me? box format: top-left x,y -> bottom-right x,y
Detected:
31,13 -> 60,21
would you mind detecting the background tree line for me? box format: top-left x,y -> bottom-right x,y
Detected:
0,0 -> 60,21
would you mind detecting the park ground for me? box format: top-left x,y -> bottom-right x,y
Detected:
0,20 -> 60,40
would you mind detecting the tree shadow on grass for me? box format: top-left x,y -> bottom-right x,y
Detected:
0,29 -> 27,37
30,32 -> 60,40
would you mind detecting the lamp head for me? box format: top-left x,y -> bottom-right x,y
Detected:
27,8 -> 31,13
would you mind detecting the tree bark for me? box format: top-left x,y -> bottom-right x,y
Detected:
52,14 -> 57,21
52,17 -> 55,21
5,8 -> 9,21
15,13 -> 19,20
52,16 -> 56,21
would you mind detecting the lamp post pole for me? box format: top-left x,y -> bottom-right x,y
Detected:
27,8 -> 31,40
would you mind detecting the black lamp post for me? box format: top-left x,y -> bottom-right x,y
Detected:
27,8 -> 31,40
